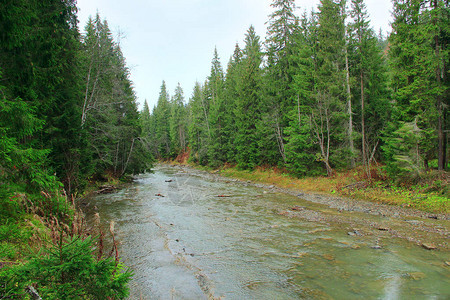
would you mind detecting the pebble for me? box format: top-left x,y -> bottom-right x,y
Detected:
348,229 -> 362,236
323,254 -> 334,261
422,243 -> 437,250
405,220 -> 422,226
408,272 -> 426,280
291,206 -> 305,211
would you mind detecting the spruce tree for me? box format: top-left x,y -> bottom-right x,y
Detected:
169,83 -> 187,157
153,81 -> 172,159
223,44 -> 243,164
348,0 -> 390,177
234,26 -> 263,169
286,11 -> 323,176
264,0 -> 300,165
207,49 -> 227,166
311,0 -> 348,175
388,0 -> 449,172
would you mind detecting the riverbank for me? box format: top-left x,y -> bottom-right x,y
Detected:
165,163 -> 449,250
172,161 -> 449,214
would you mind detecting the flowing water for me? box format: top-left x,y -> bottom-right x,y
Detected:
86,165 -> 450,299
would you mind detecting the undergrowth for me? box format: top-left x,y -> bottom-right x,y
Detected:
0,184 -> 131,299
218,164 -> 449,214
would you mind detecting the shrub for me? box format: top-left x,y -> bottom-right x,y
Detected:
0,236 -> 132,299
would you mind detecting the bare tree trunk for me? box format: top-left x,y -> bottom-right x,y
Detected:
345,45 -> 355,168
200,92 -> 211,139
434,0 -> 445,170
297,94 -> 302,129
275,114 -> 287,164
361,70 -> 369,178
310,107 -> 333,177
121,138 -> 135,176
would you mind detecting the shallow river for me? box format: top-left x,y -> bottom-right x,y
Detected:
87,165 -> 449,299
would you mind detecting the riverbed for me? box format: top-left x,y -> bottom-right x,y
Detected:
85,165 -> 450,299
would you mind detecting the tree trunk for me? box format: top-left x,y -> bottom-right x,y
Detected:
345,42 -> 355,168
361,70 -> 368,178
434,0 -> 445,170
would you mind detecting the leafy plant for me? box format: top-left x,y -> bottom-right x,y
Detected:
0,236 -> 132,299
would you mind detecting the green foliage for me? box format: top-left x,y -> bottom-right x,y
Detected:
0,236 -> 131,299
382,120 -> 425,181
80,14 -> 153,178
389,0 -> 449,171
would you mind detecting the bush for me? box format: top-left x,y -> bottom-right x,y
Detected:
0,236 -> 132,299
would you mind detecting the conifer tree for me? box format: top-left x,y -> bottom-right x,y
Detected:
310,0 -> 348,175
223,44 -> 243,163
388,0 -> 449,172
207,49 -> 227,166
286,11 -> 323,176
348,0 -> 390,176
0,0 -> 83,192
264,0 -> 300,165
234,26 -> 263,169
187,82 -> 211,164
170,83 -> 187,157
153,81 -> 172,159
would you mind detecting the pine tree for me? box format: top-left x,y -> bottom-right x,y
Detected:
0,0 -> 83,193
310,0 -> 348,176
388,0 -> 449,172
286,11 -> 324,176
234,26 -> 263,169
223,44 -> 243,163
348,0 -> 390,177
264,0 -> 300,165
207,49 -> 226,166
153,81 -> 172,159
187,82 -> 211,165
169,83 -> 187,157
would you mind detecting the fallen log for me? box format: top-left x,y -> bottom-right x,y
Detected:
342,181 -> 367,190
95,185 -> 117,194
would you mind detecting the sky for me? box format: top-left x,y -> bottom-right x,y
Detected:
76,0 -> 393,110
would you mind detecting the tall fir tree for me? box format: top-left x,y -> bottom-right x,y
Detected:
234,26 -> 263,169
348,0 -> 390,177
207,49 -> 227,166
153,81 -> 172,159
264,0 -> 300,165
387,0 -> 449,173
169,83 -> 187,157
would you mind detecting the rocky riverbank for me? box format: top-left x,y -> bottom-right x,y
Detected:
169,164 -> 450,251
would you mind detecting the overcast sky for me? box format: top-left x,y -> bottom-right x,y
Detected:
76,0 -> 393,110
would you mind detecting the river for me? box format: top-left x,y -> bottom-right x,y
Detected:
86,165 -> 450,299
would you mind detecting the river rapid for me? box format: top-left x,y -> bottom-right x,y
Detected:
85,165 -> 449,299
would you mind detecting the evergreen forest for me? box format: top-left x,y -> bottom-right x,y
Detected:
0,0 -> 448,298
145,0 -> 449,181
1,0 -> 150,298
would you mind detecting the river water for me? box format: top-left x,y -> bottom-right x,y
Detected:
86,165 -> 450,299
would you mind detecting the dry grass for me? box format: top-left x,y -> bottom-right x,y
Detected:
219,165 -> 449,214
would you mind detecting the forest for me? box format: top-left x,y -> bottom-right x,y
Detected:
0,0 -> 448,298
0,0 -> 150,298
145,0 -> 448,182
